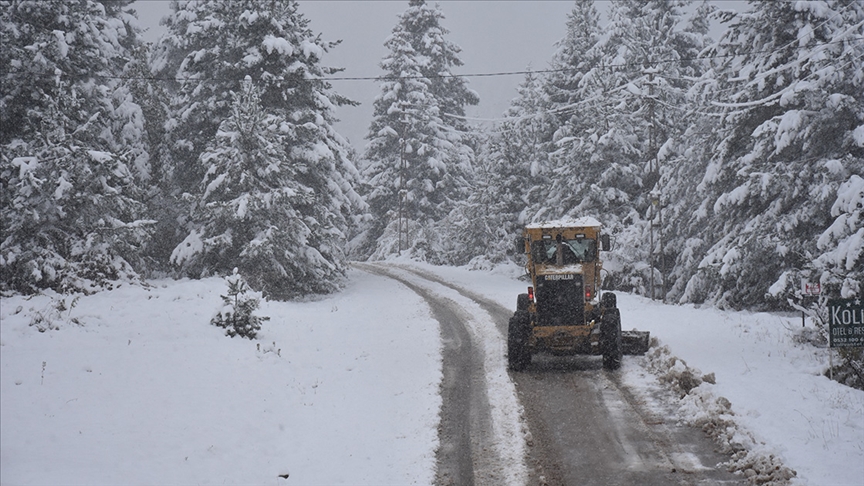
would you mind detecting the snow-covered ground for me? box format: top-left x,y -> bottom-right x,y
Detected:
1,270 -> 442,485
2,263 -> 863,485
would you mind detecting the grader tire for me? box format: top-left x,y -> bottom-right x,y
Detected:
601,291 -> 617,309
516,293 -> 530,312
508,310 -> 531,371
601,308 -> 622,371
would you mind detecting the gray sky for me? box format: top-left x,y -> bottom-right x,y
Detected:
131,1 -> 742,153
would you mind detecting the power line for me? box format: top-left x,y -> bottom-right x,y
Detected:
447,48 -> 864,127
6,4 -> 861,131
7,0 -> 860,87
5,37 -> 857,85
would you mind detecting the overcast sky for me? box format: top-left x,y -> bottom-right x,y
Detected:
131,1 -> 743,153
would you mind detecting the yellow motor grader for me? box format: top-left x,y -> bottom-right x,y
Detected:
508,217 -> 650,371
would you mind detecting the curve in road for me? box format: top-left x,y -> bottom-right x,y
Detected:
390,264 -> 746,486
356,263 -> 745,485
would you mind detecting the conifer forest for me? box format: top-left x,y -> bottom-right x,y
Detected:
2,0 -> 862,314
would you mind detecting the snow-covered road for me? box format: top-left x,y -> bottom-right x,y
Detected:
383,263 -> 742,485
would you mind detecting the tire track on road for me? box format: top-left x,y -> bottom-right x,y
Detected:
353,263 -> 496,486
391,265 -> 552,484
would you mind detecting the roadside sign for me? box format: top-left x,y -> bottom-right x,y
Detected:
828,298 -> 864,348
801,279 -> 821,296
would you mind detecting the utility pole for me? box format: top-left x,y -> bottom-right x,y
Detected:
397,107 -> 409,254
659,190 -> 666,302
645,67 -> 664,302
398,136 -> 405,253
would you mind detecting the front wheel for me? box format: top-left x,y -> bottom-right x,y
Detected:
508,310 -> 531,371
516,293 -> 530,312
601,308 -> 622,370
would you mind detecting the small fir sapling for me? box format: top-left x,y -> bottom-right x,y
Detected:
211,269 -> 268,339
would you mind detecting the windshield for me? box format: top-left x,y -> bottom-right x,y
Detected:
531,238 -> 596,265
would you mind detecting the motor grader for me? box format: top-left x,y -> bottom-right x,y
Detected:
508,217 -> 650,371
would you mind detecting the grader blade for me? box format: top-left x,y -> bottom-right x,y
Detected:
621,330 -> 650,355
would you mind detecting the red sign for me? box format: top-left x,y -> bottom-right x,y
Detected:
801,280 -> 821,296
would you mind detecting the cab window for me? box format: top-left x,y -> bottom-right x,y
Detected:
530,237 -> 596,265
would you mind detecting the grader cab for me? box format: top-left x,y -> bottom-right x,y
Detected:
508,217 -> 650,371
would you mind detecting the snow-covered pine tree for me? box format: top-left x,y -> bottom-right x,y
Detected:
539,0 -> 702,295
539,0 -> 614,225
147,1 -> 233,270
496,70 -> 557,220
622,0 -> 724,301
211,268 -> 267,339
658,0 -> 721,301
362,61 -> 449,259
125,40 -> 181,271
814,174 -> 863,299
677,0 -> 864,309
157,1 -> 364,297
153,0 -> 361,196
413,0 -> 479,140
448,70 -> 556,266
439,161 -> 501,267
0,0 -> 154,294
360,0 -> 478,261
172,78 -> 338,299
150,0 -> 232,197
443,135 -> 523,268
544,0 -> 604,119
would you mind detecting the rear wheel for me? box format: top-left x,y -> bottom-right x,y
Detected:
508,310 -> 531,371
601,308 -> 622,370
601,291 -> 617,309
